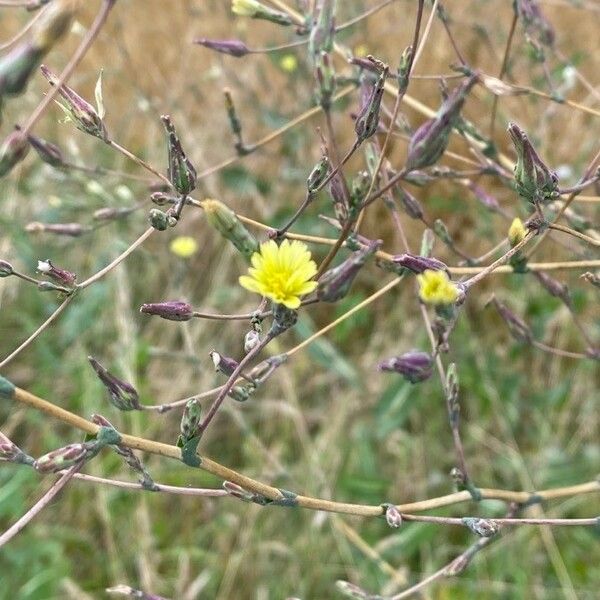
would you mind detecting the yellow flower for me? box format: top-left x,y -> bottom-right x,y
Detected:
239,239 -> 318,309
417,269 -> 459,305
354,44 -> 369,58
279,54 -> 298,73
232,0 -> 260,17
508,217 -> 526,247
170,236 -> 198,258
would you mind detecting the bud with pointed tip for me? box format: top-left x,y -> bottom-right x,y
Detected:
193,38 -> 250,57
317,240 -> 382,302
140,301 -> 194,322
0,260 -> 14,277
378,350 -> 433,383
37,259 -> 76,287
27,134 -> 64,167
392,253 -> 447,274
34,443 -> 88,474
0,129 -> 30,178
534,272 -> 571,306
88,356 -> 141,411
397,45 -> 413,94
489,296 -> 532,344
210,351 -> 239,376
393,186 -> 423,220
161,115 -> 196,196
355,59 -> 388,142
179,399 -> 202,444
41,64 -> 109,141
307,155 -> 330,193
202,198 -> 259,262
26,222 -> 88,237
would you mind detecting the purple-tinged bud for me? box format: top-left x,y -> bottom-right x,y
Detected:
140,301 -> 194,322
41,65 -> 109,142
0,129 -> 30,178
392,186 -> 423,220
406,75 -> 477,171
383,504 -> 403,528
150,191 -> 176,206
355,58 -> 388,142
0,44 -> 44,99
93,206 -> 136,222
489,296 -> 532,344
508,122 -> 558,204
462,517 -> 499,537
161,115 -> 197,196
26,222 -> 89,237
27,134 -> 64,167
514,0 -> 554,47
328,170 -> 348,223
378,351 -> 433,384
210,351 -> 239,376
33,443 -> 88,474
348,56 -> 380,74
0,431 -> 31,464
88,356 -> 141,411
317,240 -> 382,302
0,259 -> 14,277
37,259 -> 76,287
534,272 -> 571,306
309,0 -> 335,58
179,399 -> 202,443
193,38 -> 250,57
223,480 -> 254,502
392,253 -> 447,274
467,182 -> 500,212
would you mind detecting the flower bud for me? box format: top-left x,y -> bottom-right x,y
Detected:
317,239 -> 382,302
231,0 -> 292,25
140,301 -> 194,322
270,303 -> 298,337
397,45 -> 413,94
462,517 -> 499,537
202,198 -> 259,262
393,186 -> 423,220
489,296 -> 532,344
26,222 -> 88,237
406,75 -> 477,171
34,443 -> 88,474
41,64 -> 108,141
0,259 -> 14,277
468,182 -> 500,212
383,503 -> 403,528
508,217 -> 527,246
420,228 -> 435,257
228,384 -> 256,402
392,253 -> 447,274
508,122 -> 558,204
0,431 -> 31,464
378,351 -> 433,383
179,399 -> 202,443
210,351 -> 239,376
223,89 -> 249,156
534,272 -> 571,306
148,208 -> 174,231
309,0 -> 335,58
193,38 -> 250,57
307,155 -> 330,193
161,114 -> 196,195
355,59 -> 388,142
0,129 -> 30,178
433,218 -> 453,246
27,134 -> 64,167
88,356 -> 141,411
244,330 -> 261,354
37,259 -> 76,287
150,191 -> 175,206
314,51 -> 335,109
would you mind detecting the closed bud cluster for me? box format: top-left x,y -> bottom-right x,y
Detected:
33,443 -> 89,474
148,208 -> 175,231
202,198 -> 259,261
489,296 -> 532,344
508,122 -> 558,204
194,38 -> 250,57
41,64 -> 108,141
355,58 -> 388,142
392,253 -> 447,275
405,75 -> 477,171
88,356 -> 141,411
37,259 -> 76,287
462,517 -> 499,537
378,351 -> 433,384
27,134 -> 64,167
231,0 -> 293,26
317,239 -> 381,302
140,301 -> 194,322
161,115 -> 197,195
0,129 -> 30,178
0,259 -> 14,277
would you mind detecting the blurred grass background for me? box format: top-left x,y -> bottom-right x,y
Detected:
0,0 -> 599,598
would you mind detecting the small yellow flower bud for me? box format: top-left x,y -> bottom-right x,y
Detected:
508,217 -> 526,247
169,236 -> 198,258
417,269 -> 459,305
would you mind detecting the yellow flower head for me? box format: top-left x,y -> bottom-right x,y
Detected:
417,269 -> 459,305
239,239 -> 318,309
508,217 -> 526,247
170,236 -> 198,258
279,54 -> 298,73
